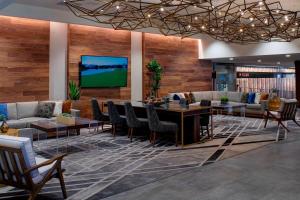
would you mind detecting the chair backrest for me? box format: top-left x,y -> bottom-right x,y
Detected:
280,100 -> 298,121
124,102 -> 139,128
146,104 -> 160,132
107,101 -> 122,124
200,100 -> 211,125
0,135 -> 37,189
91,98 -> 103,120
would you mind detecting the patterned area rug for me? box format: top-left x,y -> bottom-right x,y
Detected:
0,115 -> 297,200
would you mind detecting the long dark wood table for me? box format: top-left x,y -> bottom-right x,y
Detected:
108,101 -> 213,147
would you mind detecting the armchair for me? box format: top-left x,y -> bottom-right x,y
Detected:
264,99 -> 299,141
0,135 -> 67,200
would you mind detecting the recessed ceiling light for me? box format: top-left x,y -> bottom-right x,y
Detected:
257,59 -> 262,63
229,58 -> 234,61
277,61 -> 281,65
285,54 -> 291,58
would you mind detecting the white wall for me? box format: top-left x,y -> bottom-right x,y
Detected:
49,22 -> 68,100
131,32 -> 143,101
199,37 -> 300,59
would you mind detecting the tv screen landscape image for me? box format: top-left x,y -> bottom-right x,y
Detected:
80,55 -> 128,88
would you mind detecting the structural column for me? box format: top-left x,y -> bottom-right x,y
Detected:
295,61 -> 300,103
131,32 -> 143,101
49,22 -> 68,100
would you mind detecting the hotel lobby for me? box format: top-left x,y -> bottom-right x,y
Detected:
0,0 -> 300,200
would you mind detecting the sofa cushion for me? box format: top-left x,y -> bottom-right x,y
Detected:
241,93 -> 249,103
53,101 -> 63,117
36,102 -> 55,118
17,102 -> 38,119
173,94 -> 181,100
32,157 -> 56,184
6,120 -> 27,129
212,91 -> 227,101
246,104 -> 261,110
0,135 -> 38,179
260,93 -> 269,101
247,93 -> 256,104
7,103 -> 17,120
227,92 -> 242,102
254,93 -> 261,104
62,100 -> 72,114
19,117 -> 48,128
192,91 -> 213,102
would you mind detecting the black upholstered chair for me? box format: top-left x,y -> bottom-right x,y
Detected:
146,104 -> 178,146
124,102 -> 148,142
107,101 -> 126,137
200,100 -> 212,137
91,98 -> 110,130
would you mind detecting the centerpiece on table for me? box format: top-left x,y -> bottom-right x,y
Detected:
220,96 -> 229,105
0,114 -> 9,133
56,113 -> 76,125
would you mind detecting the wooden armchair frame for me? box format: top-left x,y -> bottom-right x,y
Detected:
0,145 -> 67,200
264,100 -> 300,141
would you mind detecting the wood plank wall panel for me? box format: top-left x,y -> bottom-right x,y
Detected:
0,16 -> 49,102
68,24 -> 131,118
143,33 -> 212,98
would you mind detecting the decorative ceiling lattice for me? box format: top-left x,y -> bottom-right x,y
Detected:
64,0 -> 300,43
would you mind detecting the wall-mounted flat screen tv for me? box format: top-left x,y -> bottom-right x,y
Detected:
80,55 -> 128,88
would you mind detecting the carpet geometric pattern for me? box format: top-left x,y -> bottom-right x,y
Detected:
0,115 -> 296,200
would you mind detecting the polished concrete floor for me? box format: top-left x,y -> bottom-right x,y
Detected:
103,130 -> 300,200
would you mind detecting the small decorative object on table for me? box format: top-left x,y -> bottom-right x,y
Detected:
57,113 -> 76,125
220,96 -> 229,105
0,114 -> 9,133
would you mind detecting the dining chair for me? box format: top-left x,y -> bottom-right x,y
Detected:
91,98 -> 110,131
107,101 -> 126,137
124,102 -> 148,142
0,135 -> 67,200
146,104 -> 178,146
200,100 -> 212,137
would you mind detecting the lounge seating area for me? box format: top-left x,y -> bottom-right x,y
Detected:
1,1 -> 300,199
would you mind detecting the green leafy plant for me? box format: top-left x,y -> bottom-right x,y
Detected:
0,114 -> 6,122
220,96 -> 229,104
147,59 -> 163,98
69,80 -> 81,100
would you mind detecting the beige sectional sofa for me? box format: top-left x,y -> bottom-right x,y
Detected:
5,101 -> 80,129
169,91 -> 267,116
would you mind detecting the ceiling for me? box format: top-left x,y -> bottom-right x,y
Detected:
211,53 -> 299,67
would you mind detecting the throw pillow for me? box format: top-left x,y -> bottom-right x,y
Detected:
173,94 -> 181,101
241,93 -> 248,103
0,103 -> 8,120
62,100 -> 72,113
36,102 -> 55,118
53,101 -> 63,117
254,93 -> 261,104
189,92 -> 196,103
247,93 -> 256,104
260,93 -> 269,101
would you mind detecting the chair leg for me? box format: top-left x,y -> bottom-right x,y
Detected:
152,132 -> 156,146
175,130 -> 178,147
293,119 -> 300,127
57,167 -> 67,199
28,191 -> 38,200
264,116 -> 269,128
278,120 -> 290,132
130,128 -> 134,142
127,127 -> 131,138
149,131 -> 153,143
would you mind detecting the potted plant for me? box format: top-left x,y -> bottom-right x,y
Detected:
0,114 -> 9,133
147,59 -> 163,98
69,80 -> 81,100
220,96 -> 229,105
